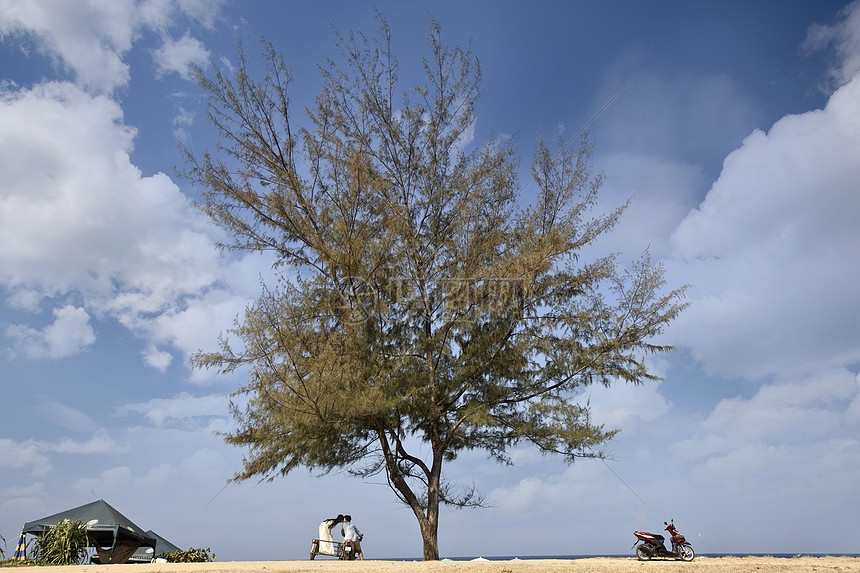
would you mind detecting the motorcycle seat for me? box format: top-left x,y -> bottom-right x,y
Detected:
642,532 -> 665,541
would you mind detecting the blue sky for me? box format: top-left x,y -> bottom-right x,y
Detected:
2,0 -> 859,561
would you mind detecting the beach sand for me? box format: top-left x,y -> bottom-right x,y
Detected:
20,556 -> 860,573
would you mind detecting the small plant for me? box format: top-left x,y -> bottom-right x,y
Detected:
0,558 -> 37,568
164,547 -> 216,563
31,520 -> 89,566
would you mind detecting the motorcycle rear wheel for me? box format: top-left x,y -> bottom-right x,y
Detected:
678,545 -> 695,562
636,546 -> 651,561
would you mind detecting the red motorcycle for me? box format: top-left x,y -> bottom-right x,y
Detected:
632,519 -> 695,561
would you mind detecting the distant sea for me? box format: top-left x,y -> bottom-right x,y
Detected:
382,554 -> 860,561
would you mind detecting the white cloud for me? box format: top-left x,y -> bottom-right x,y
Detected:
0,80 -> 257,368
591,153 -> 708,260
136,0 -> 225,33
182,0 -> 224,28
488,459 -> 617,519
72,447 -> 226,494
671,369 -> 860,493
0,0 -> 225,92
74,465 -> 135,493
804,0 -> 860,88
0,0 -> 136,92
0,429 -> 131,480
587,374 -> 672,432
0,438 -> 52,477
669,74 -> 860,380
116,392 -> 227,427
136,462 -> 176,488
48,429 -> 127,455
2,481 -> 46,497
142,344 -> 173,372
6,305 -> 95,359
179,447 -> 229,480
0,495 -> 47,525
33,399 -> 98,433
171,105 -> 195,142
154,31 -> 210,79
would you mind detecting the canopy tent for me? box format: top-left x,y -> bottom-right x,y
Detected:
22,500 -> 157,564
127,529 -> 182,562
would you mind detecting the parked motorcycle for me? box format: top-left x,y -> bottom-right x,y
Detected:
309,539 -> 356,560
632,519 -> 695,561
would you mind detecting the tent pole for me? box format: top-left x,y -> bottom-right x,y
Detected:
109,526 -> 118,563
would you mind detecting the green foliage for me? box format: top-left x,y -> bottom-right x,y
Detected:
0,559 -> 36,568
185,14 -> 688,560
31,520 -> 89,566
163,547 -> 216,562
0,533 -> 36,567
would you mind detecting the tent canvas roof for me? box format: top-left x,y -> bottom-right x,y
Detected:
129,530 -> 182,562
22,499 -> 156,550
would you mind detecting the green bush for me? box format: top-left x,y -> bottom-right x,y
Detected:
31,520 -> 90,566
163,547 -> 216,562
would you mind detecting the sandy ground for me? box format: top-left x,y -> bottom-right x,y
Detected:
17,556 -> 860,573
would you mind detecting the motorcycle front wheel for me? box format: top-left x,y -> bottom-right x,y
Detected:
636,546 -> 651,561
678,545 -> 695,562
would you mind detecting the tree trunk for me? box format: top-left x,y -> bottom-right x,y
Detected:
377,427 -> 442,560
422,451 -> 442,560
420,517 -> 439,560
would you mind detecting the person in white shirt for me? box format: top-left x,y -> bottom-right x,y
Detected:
340,515 -> 364,560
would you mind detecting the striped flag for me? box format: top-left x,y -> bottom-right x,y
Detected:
13,532 -> 26,560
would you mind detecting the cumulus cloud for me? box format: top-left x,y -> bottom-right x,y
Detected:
168,0 -> 225,31
587,372 -> 672,431
73,447 -> 226,494
0,438 -> 52,477
0,0 -> 136,92
670,74 -> 860,380
136,462 -> 176,488
2,481 -> 46,498
74,465 -> 135,493
0,82 -> 205,297
489,459 -> 618,518
675,369 -> 859,453
154,31 -> 210,79
0,0 -> 225,92
6,305 -> 95,359
142,344 -> 174,372
0,80 -> 259,367
48,429 -> 127,455
590,152 -> 708,259
803,0 -> 860,88
0,429 -> 127,482
671,369 -> 860,498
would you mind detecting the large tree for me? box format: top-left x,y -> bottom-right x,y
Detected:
186,18 -> 687,560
